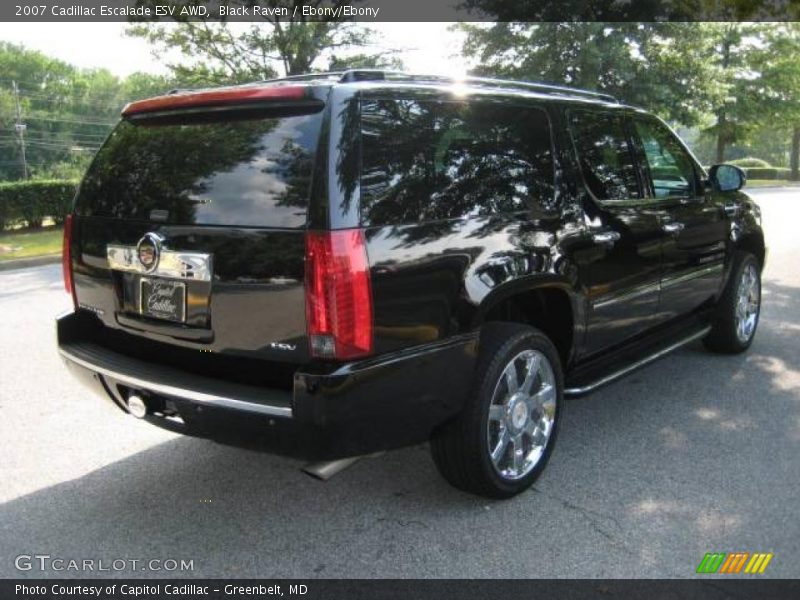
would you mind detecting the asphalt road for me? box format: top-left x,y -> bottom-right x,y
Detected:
1,188 -> 798,579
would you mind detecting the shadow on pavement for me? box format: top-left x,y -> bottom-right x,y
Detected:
1,281 -> 797,579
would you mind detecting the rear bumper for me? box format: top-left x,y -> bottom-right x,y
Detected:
57,311 -> 477,460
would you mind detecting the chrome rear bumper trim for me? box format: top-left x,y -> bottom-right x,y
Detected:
59,347 -> 292,418
564,326 -> 711,397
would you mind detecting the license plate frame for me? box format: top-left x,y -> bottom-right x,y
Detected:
139,277 -> 187,323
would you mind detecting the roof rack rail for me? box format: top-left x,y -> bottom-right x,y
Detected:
337,69 -> 618,103
260,72 -> 344,85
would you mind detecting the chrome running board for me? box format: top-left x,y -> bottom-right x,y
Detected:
564,326 -> 711,397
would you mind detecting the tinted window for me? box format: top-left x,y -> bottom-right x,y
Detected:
360,99 -> 555,226
569,111 -> 640,201
76,111 -> 322,228
633,118 -> 697,199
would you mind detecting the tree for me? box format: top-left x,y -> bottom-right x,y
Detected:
459,23 -> 719,127
701,23 -> 771,163
128,2 -> 400,86
121,72 -> 177,101
458,22 -> 796,164
0,42 -> 177,181
751,23 -> 800,180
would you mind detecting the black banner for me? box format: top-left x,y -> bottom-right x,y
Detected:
3,579 -> 800,600
3,0 -> 800,22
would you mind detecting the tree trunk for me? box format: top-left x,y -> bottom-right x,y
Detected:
716,112 -> 727,164
791,124 -> 800,181
715,28 -> 734,165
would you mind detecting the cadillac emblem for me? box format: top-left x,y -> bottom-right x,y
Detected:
136,232 -> 163,272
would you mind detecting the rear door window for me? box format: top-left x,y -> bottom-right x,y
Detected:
569,110 -> 641,201
75,111 -> 323,228
360,98 -> 555,226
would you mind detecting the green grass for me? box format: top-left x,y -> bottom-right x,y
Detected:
746,179 -> 800,188
0,226 -> 63,261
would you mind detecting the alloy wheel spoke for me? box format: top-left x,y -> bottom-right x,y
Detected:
525,420 -> 544,446
511,434 -> 524,472
519,354 -> 541,395
523,420 -> 538,438
528,383 -> 554,410
504,362 -> 519,394
488,404 -> 505,423
491,429 -> 510,462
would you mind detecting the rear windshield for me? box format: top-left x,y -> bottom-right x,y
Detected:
75,110 -> 322,228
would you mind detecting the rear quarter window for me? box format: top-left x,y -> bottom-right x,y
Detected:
75,110 -> 322,228
359,98 -> 556,226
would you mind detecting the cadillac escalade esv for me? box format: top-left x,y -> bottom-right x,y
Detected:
57,70 -> 765,498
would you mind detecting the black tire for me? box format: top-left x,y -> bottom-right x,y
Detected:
703,252 -> 761,354
430,322 -> 563,499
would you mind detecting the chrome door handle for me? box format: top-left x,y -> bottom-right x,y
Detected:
662,222 -> 685,234
592,231 -> 621,245
723,202 -> 739,217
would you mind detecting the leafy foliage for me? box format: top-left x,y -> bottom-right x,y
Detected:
727,157 -> 771,168
740,166 -> 791,180
0,42 -> 176,183
128,2 -> 401,84
748,23 -> 800,179
458,22 -> 800,167
460,23 -> 720,126
0,179 -> 77,230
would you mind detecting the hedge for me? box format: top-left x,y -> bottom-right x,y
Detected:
741,167 -> 791,180
0,179 -> 78,231
728,157 -> 771,168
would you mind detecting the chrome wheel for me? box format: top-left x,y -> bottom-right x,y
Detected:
735,263 -> 760,344
486,349 -> 557,481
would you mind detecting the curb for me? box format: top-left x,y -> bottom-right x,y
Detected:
0,254 -> 61,272
748,184 -> 800,190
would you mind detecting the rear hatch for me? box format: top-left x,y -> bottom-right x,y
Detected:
70,84 -> 328,387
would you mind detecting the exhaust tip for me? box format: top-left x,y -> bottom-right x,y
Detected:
302,452 -> 384,481
302,456 -> 363,481
126,394 -> 148,419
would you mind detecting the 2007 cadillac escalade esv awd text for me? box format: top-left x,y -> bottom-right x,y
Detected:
57,70 -> 765,498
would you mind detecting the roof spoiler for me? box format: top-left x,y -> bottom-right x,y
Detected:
121,84 -> 320,118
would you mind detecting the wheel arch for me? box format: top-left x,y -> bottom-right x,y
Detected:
472,277 -> 581,368
735,232 -> 766,271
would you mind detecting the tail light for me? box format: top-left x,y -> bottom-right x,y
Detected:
305,229 -> 373,360
62,213 -> 76,306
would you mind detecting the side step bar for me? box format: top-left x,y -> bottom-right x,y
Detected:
564,326 -> 711,397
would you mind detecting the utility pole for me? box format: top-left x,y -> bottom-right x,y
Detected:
12,80 -> 28,180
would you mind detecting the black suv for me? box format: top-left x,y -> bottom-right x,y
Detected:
57,70 -> 765,498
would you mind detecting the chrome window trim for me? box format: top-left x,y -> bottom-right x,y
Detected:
107,244 -> 213,282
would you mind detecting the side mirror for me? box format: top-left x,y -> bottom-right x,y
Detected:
709,164 -> 746,192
